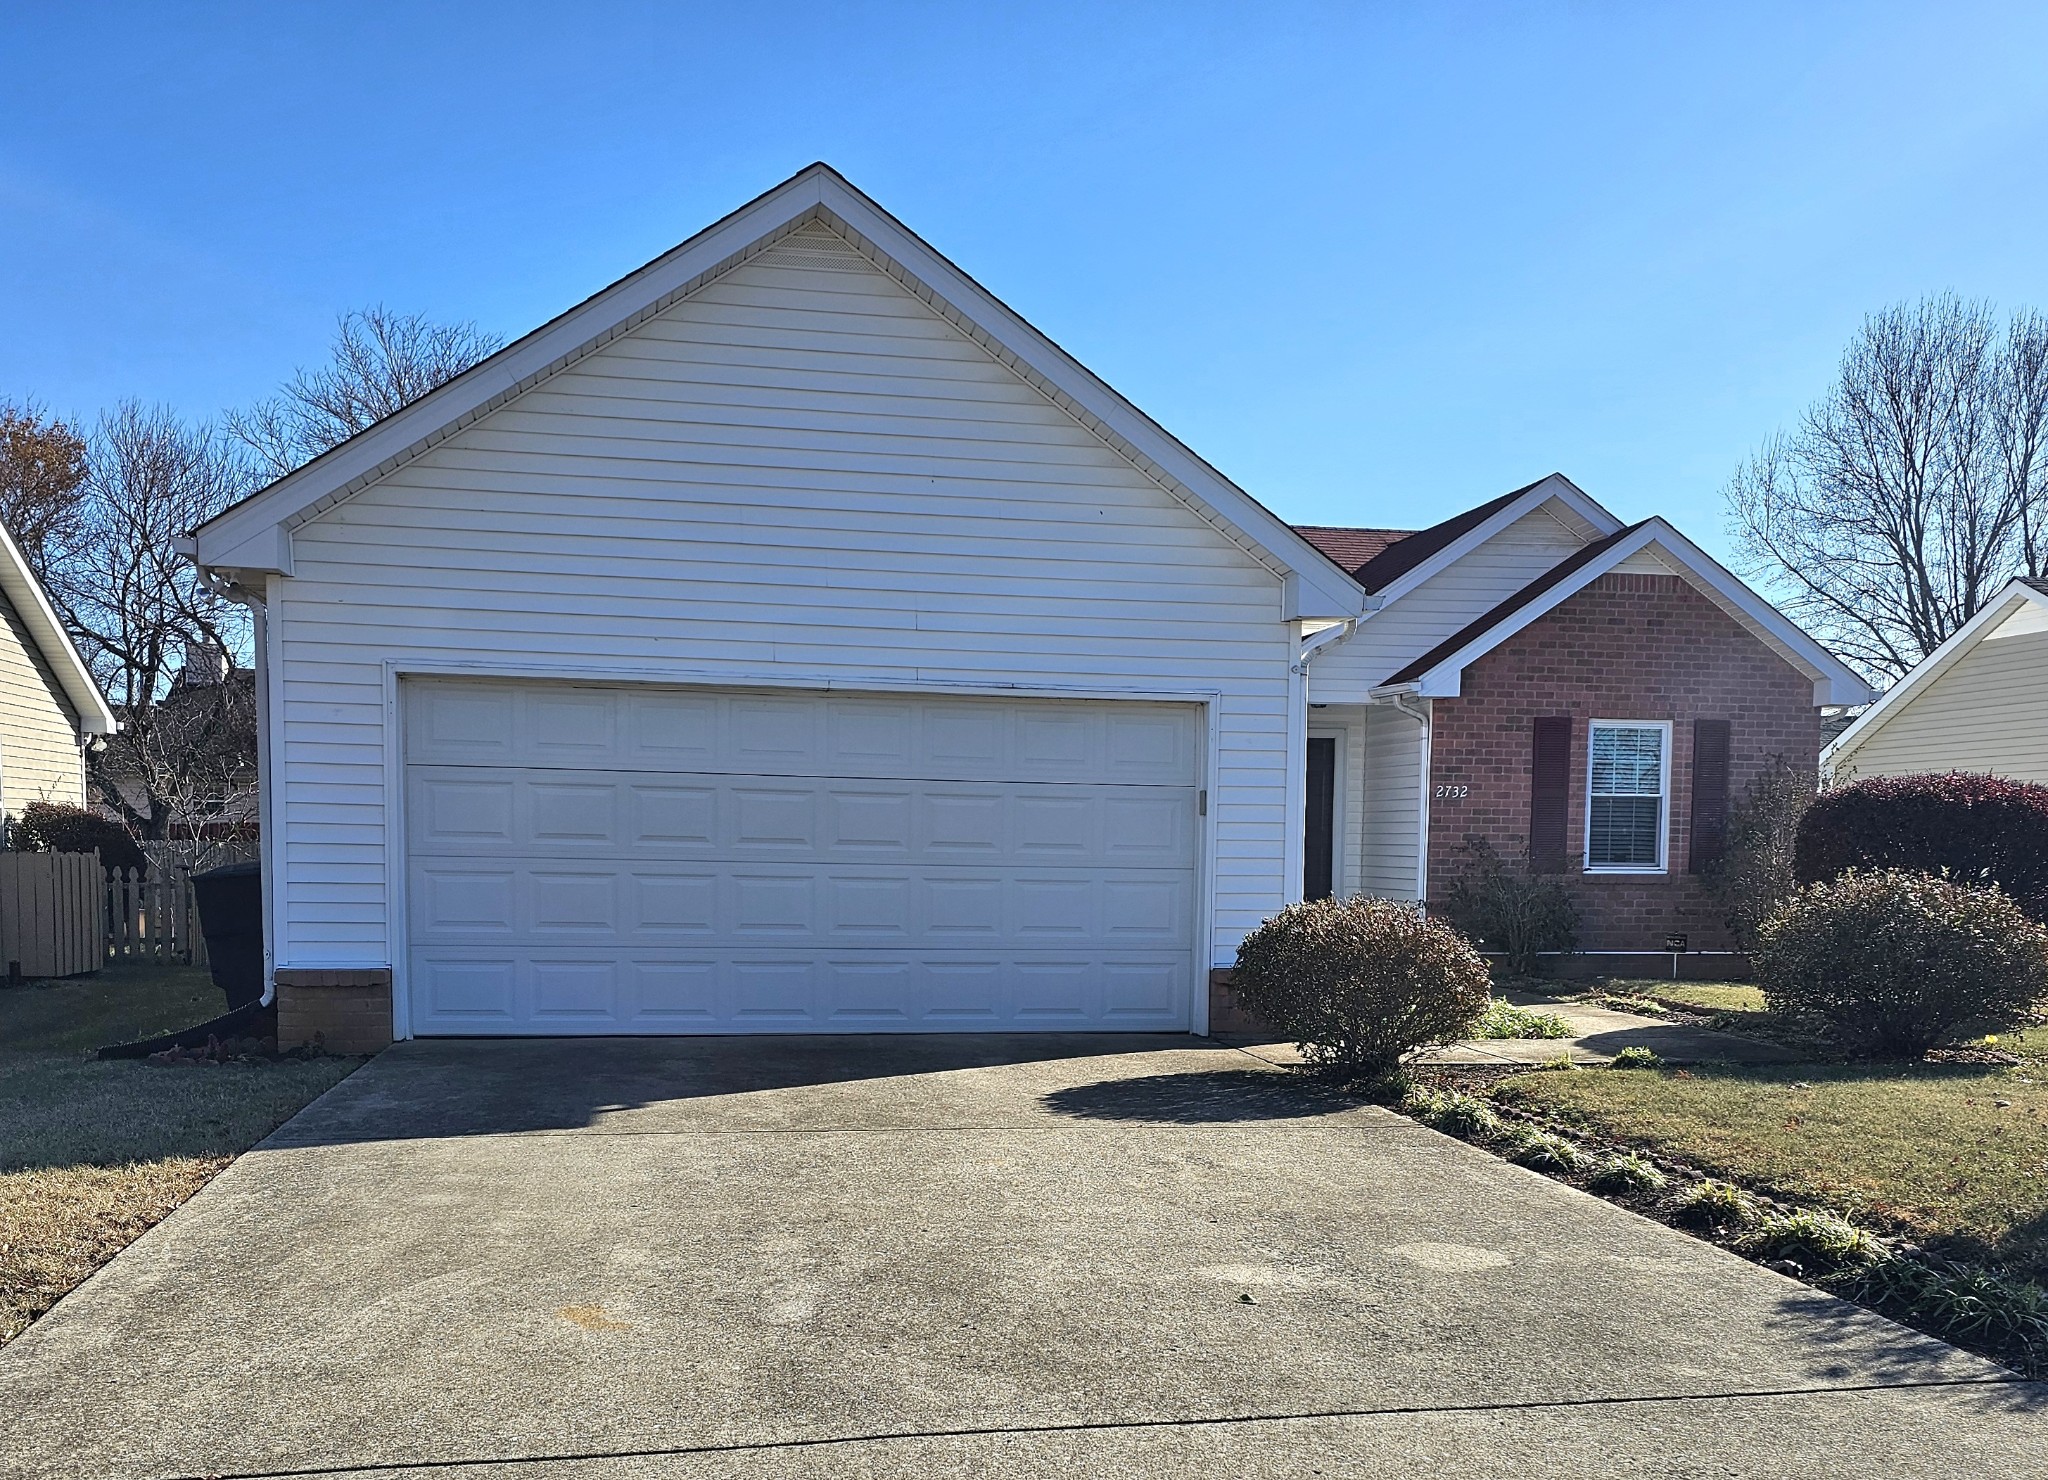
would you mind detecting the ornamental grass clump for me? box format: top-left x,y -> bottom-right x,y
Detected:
1754,870 -> 2048,1058
1230,896 -> 1491,1082
1587,1151 -> 1669,1197
1405,1088 -> 1501,1141
1670,1179 -> 1763,1231
1736,1209 -> 1881,1272
1502,1125 -> 1585,1173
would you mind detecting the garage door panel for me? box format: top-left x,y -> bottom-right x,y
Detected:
407,681 -> 1198,786
403,680 -> 1198,1035
410,860 -> 1191,949
408,768 -> 1193,867
408,946 -> 1192,1035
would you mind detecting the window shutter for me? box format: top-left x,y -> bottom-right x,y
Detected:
1529,716 -> 1572,873
1689,719 -> 1731,875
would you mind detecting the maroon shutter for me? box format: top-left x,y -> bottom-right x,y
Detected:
1689,718 -> 1731,874
1529,716 -> 1572,873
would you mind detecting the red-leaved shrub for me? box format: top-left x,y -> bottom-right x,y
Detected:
1795,774 -> 2048,919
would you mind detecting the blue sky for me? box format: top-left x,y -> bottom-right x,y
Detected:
4,2 -> 2047,560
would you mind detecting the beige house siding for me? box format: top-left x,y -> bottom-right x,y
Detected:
1840,614 -> 2048,784
0,586 -> 86,820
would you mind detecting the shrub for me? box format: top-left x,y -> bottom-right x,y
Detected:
1472,998 -> 1575,1040
1502,1126 -> 1585,1172
9,801 -> 148,875
1737,1209 -> 1881,1272
1795,773 -> 2048,920
1709,754 -> 1814,951
1670,1179 -> 1762,1230
1230,895 -> 1492,1080
1755,870 -> 2048,1058
1437,837 -> 1579,976
1609,1046 -> 1664,1070
1587,1151 -> 1669,1197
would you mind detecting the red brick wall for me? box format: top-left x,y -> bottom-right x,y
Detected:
1424,573 -> 1819,952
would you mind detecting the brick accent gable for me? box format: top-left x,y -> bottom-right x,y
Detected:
1424,572 -> 1819,953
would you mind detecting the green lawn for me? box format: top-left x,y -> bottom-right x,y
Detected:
0,961 -> 361,1344
1497,1025 -> 2048,1281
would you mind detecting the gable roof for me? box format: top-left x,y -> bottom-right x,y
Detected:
189,164 -> 1367,620
1824,575 -> 2048,768
1294,525 -> 1412,573
0,521 -> 116,734
1377,518 -> 1873,705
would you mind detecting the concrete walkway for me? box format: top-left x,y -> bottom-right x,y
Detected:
2,1035 -> 2039,1478
1425,990 -> 1800,1067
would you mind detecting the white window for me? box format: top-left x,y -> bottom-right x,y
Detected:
1585,721 -> 1669,872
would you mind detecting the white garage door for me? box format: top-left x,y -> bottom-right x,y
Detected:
402,679 -> 1202,1034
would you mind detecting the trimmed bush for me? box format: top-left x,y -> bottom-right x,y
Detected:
9,801 -> 148,876
1231,895 -> 1491,1080
1755,870 -> 2048,1058
1438,837 -> 1579,976
1796,773 -> 2048,919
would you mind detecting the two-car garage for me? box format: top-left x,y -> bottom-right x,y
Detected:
402,679 -> 1204,1035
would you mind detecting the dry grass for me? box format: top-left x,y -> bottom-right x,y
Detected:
0,961 -> 360,1346
1498,1025 -> 2048,1280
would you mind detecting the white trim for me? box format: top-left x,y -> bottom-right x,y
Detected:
1406,519 -> 1873,706
1823,578 -> 2048,770
191,165 -> 1365,620
375,662 -> 1224,1042
1583,719 -> 1672,874
1368,474 -> 1625,607
0,520 -> 116,734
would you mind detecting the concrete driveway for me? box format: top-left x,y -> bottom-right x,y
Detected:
3,1036 -> 2042,1478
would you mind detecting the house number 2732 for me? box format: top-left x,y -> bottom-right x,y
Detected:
1434,784 -> 1470,799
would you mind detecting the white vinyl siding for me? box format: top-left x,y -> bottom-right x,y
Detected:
0,588 -> 85,823
1304,505 -> 1590,702
1585,721 -> 1669,872
272,223 -> 1292,975
1840,613 -> 2048,785
1357,702 -> 1424,898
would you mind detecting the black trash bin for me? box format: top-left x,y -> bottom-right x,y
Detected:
192,861 -> 264,1011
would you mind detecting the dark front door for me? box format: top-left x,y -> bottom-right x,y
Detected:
1305,736 -> 1336,900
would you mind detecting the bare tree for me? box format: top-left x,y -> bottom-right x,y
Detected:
44,403 -> 256,837
0,399 -> 89,582
228,306 -> 504,478
1726,294 -> 2048,681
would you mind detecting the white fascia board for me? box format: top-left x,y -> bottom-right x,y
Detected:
0,521 -> 116,733
191,165 -> 1366,619
1409,519 -> 1876,707
1368,473 -> 1625,610
1823,578 -> 2048,767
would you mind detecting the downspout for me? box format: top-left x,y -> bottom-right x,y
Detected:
197,567 -> 278,1009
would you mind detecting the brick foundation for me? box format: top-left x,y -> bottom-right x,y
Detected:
274,968 -> 394,1055
1208,967 -> 1278,1037
1427,573 -> 1820,953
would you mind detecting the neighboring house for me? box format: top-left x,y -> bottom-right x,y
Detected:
187,164 -> 1869,1049
0,520 -> 116,842
1824,576 -> 2048,784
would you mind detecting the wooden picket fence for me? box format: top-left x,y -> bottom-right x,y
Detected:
105,866 -> 209,967
0,850 -> 105,981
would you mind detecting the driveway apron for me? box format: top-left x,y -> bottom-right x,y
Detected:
2,1035 -> 2042,1478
